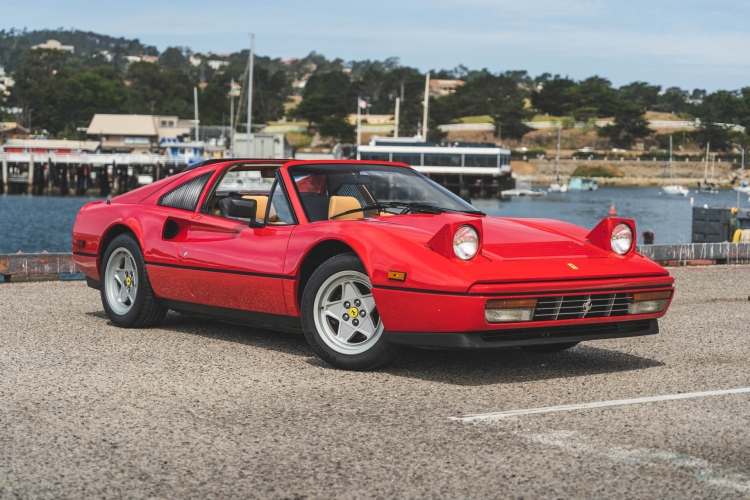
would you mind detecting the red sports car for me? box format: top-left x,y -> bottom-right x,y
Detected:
72,159 -> 674,370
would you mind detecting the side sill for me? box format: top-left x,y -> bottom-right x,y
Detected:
160,299 -> 303,334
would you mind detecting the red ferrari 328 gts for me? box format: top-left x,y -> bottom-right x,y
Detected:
72,159 -> 674,370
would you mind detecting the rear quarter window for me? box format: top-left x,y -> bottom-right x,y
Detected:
158,173 -> 212,211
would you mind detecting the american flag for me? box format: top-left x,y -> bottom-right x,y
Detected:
358,98 -> 367,110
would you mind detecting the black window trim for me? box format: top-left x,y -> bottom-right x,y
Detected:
158,172 -> 213,212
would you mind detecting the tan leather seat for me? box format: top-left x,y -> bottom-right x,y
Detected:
328,196 -> 363,220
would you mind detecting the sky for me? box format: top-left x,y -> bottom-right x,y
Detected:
4,0 -> 749,92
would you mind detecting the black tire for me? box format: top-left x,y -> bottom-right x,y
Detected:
301,253 -> 402,370
100,233 -> 167,328
521,342 -> 580,353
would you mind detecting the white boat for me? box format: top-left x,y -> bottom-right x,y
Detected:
568,177 -> 598,191
505,176 -> 548,197
662,185 -> 689,196
549,182 -> 568,193
662,136 -> 688,196
502,189 -> 548,197
732,184 -> 750,193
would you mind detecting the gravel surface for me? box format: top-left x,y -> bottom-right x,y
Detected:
1,266 -> 749,499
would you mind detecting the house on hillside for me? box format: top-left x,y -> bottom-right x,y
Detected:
429,79 -> 465,97
86,114 -> 194,153
1,122 -> 31,140
32,39 -> 75,53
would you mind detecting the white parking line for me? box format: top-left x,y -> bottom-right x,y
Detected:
451,387 -> 750,422
524,430 -> 750,494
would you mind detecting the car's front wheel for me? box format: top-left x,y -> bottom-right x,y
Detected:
101,233 -> 167,328
301,253 -> 402,370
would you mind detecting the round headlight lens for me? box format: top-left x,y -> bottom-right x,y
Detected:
611,223 -> 633,255
453,225 -> 479,260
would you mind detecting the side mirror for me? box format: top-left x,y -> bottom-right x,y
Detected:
227,198 -> 264,227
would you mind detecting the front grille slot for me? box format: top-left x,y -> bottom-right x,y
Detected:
532,293 -> 630,321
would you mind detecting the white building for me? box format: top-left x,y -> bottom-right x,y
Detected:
31,39 -> 74,53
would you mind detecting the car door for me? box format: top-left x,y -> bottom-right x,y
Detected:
143,170 -> 216,303
176,176 -> 296,317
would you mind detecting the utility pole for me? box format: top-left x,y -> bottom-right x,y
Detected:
229,78 -> 235,155
246,33 -> 255,158
422,72 -> 430,141
357,97 -> 362,146
193,87 -> 199,142
555,122 -> 561,181
394,97 -> 400,138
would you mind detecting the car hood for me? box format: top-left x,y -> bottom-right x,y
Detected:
364,213 -> 669,287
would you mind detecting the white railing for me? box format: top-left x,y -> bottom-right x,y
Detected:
438,123 -> 495,132
358,125 -> 395,133
0,152 -> 201,165
261,125 -> 308,133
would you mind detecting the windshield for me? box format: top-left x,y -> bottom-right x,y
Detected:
289,164 -> 480,222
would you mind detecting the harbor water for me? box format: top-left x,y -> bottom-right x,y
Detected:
0,187 -> 747,253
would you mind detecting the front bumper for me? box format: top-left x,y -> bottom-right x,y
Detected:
386,319 -> 658,349
372,277 -> 673,335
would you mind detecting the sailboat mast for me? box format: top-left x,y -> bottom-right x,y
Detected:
669,135 -> 673,183
704,142 -> 710,183
555,123 -> 561,178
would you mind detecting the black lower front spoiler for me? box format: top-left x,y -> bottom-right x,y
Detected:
385,319 -> 658,349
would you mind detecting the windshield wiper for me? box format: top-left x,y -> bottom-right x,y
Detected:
400,202 -> 484,216
329,202 -> 410,220
330,201 -> 484,220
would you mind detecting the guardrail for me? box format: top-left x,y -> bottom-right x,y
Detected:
439,121 -> 747,133
0,253 -> 82,282
2,245 -> 750,283
637,242 -> 750,264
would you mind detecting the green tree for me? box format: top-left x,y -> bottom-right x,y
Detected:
295,71 -> 354,125
597,103 -> 653,148
531,76 -> 577,116
319,115 -> 355,142
159,46 -> 189,71
619,81 -> 661,110
8,49 -> 129,136
125,62 -> 196,118
655,87 -> 692,114
577,76 -> 620,117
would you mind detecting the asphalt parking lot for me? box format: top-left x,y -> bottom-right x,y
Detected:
1,266 -> 750,499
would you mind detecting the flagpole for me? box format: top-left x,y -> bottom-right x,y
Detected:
394,97 -> 400,138
246,33 -> 255,157
357,97 -> 362,146
422,72 -> 430,140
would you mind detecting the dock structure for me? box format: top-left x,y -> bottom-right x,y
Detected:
0,152 -> 189,196
3,243 -> 750,283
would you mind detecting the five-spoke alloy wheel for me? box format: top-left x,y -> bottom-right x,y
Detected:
302,253 -> 402,370
100,233 -> 167,328
104,247 -> 139,316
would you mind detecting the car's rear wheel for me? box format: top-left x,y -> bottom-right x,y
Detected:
101,233 -> 167,328
301,253 -> 402,370
521,341 -> 579,353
